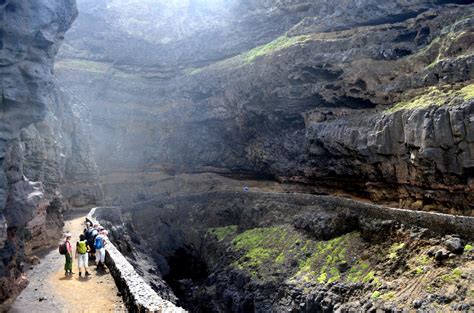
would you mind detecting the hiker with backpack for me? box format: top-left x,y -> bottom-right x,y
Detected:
84,222 -> 97,260
94,229 -> 108,269
86,224 -> 100,262
76,234 -> 91,278
59,233 -> 74,275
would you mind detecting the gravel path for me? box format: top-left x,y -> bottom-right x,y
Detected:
9,215 -> 125,312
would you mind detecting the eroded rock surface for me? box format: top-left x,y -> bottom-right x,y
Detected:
0,0 -> 81,304
102,192 -> 474,312
56,0 -> 474,214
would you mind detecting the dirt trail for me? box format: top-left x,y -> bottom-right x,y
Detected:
9,215 -> 125,312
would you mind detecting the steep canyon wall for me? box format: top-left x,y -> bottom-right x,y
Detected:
57,0 -> 473,214
0,0 -> 101,303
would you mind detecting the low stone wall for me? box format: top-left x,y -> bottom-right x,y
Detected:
272,192 -> 474,239
87,207 -> 186,313
131,191 -> 474,239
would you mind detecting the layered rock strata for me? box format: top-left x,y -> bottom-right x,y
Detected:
56,0 -> 473,214
0,0 -> 81,303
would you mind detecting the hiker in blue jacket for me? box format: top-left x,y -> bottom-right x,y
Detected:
95,229 -> 108,269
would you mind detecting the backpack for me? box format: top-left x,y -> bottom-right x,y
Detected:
77,240 -> 88,254
94,236 -> 104,249
59,242 -> 67,255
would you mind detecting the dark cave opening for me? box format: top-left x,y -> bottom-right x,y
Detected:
163,247 -> 209,310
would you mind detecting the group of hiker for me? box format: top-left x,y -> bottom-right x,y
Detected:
59,221 -> 109,278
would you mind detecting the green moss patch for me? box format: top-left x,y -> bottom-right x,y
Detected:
184,33 -> 311,75
371,291 -> 381,299
231,226 -> 300,277
55,58 -> 135,79
381,291 -> 396,301
240,34 -> 311,63
208,225 -> 238,242
387,242 -> 405,260
56,59 -> 110,74
441,268 -> 463,283
386,83 -> 474,113
291,232 -> 378,286
223,225 -> 381,287
464,244 -> 473,252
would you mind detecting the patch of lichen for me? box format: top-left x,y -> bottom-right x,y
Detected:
208,225 -> 238,242
415,14 -> 474,67
424,30 -> 473,68
55,58 -> 135,79
291,232 -> 379,286
386,83 -> 474,113
426,52 -> 473,70
406,254 -> 432,277
184,67 -> 204,75
464,244 -> 473,252
56,59 -> 110,74
381,291 -> 396,301
240,34 -> 311,63
228,226 -> 382,287
387,242 -> 405,260
460,84 -> 474,100
441,268 -> 463,283
184,33 -> 311,75
231,226 -> 301,276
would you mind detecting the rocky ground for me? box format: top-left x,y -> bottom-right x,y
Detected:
98,192 -> 474,312
195,222 -> 474,312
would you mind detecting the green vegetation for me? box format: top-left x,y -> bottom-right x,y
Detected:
185,33 -> 312,75
208,225 -> 238,242
240,34 -> 311,63
426,285 -> 435,293
371,291 -> 381,299
291,232 -> 374,286
388,242 -> 405,260
424,29 -> 472,69
184,67 -> 204,75
229,225 -> 374,284
346,260 -> 370,283
231,226 -> 302,278
386,83 -> 474,113
417,255 -> 431,266
381,291 -> 396,301
441,268 -> 463,283
55,59 -> 110,74
224,225 -> 384,289
55,58 -> 136,79
464,244 -> 473,252
412,266 -> 424,275
426,53 -> 473,70
460,84 -> 474,100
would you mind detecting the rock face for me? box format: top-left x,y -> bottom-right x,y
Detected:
112,192 -> 474,312
18,85 -> 103,210
0,0 -> 84,304
56,0 -> 473,214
